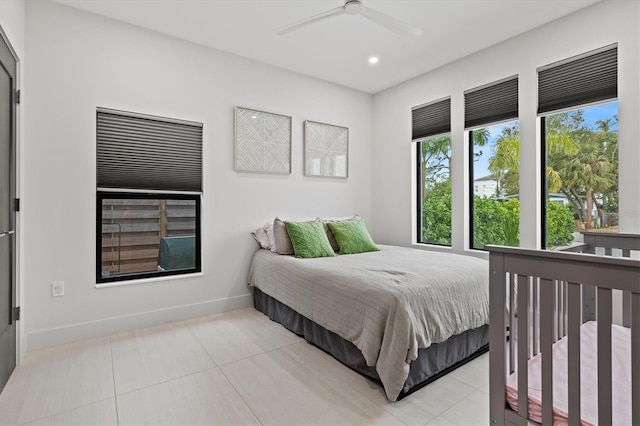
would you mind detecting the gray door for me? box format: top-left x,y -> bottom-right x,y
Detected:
0,30 -> 17,394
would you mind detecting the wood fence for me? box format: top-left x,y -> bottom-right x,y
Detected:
101,199 -> 196,277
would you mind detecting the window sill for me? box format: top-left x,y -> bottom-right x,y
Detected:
410,243 -> 490,261
96,271 -> 204,289
410,243 -> 453,253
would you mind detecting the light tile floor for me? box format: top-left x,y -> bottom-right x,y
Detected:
0,308 -> 490,425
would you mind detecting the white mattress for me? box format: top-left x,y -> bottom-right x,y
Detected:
506,321 -> 632,426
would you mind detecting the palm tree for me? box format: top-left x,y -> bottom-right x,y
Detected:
595,118 -> 613,133
419,135 -> 452,200
557,138 -> 615,229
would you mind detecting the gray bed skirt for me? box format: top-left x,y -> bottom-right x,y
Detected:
254,287 -> 489,400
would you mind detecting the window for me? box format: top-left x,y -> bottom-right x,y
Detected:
465,76 -> 519,250
413,97 -> 451,245
469,121 -> 520,249
538,45 -> 618,249
417,135 -> 452,245
542,102 -> 619,249
96,108 -> 203,283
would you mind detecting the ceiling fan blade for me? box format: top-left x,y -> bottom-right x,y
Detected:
276,5 -> 345,36
359,5 -> 423,38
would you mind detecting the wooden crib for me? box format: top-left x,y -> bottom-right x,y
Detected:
488,233 -> 640,425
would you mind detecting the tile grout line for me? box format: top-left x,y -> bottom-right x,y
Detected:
183,319 -> 220,368
115,365 -> 220,399
217,363 -> 264,426
214,339 -> 306,367
15,397 -> 115,425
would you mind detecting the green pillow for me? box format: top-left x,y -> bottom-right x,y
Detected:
327,218 -> 379,255
283,220 -> 336,259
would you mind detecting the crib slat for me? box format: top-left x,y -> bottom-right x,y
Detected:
563,282 -> 568,338
533,279 -> 539,356
632,292 -> 640,426
510,273 -> 517,374
517,275 -> 529,419
540,278 -> 554,426
528,282 -> 534,359
597,287 -> 612,426
555,281 -> 560,341
583,286 -> 596,322
567,283 -> 581,426
623,290 -> 631,328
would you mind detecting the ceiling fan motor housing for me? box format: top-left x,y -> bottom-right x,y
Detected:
345,0 -> 363,15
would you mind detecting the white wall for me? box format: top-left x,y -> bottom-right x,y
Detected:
23,0 -> 373,349
0,0 -> 26,360
372,0 -> 640,254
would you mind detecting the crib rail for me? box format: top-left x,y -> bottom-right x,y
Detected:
488,245 -> 640,426
563,232 -> 640,327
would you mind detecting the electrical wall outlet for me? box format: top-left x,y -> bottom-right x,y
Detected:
52,281 -> 64,297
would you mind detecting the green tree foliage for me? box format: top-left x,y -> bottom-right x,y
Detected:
545,110 -> 617,229
423,189 -> 574,248
421,181 -> 451,245
546,201 -> 576,247
472,197 -> 519,249
419,104 -> 617,246
488,108 -> 618,230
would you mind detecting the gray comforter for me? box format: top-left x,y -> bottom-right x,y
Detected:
247,245 -> 489,401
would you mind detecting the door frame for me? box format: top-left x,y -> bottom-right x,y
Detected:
0,23 -> 21,366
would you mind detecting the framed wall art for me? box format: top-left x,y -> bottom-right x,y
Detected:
304,120 -> 349,178
234,107 -> 291,174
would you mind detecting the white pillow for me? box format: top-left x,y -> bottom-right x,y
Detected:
251,223 -> 272,250
265,224 -> 277,252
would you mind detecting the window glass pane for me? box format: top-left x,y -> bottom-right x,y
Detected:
544,101 -> 618,249
418,135 -> 452,245
471,121 -> 520,250
100,197 -> 198,280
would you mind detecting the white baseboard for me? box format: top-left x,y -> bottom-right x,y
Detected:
26,293 -> 254,350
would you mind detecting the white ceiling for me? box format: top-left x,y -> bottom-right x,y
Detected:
54,0 -> 600,94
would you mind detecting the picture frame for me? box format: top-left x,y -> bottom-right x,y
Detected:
304,120 -> 349,178
234,107 -> 292,174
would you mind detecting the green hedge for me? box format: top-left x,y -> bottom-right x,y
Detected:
422,195 -> 574,248
545,201 -> 575,247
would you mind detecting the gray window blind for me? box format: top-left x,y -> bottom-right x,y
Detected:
538,45 -> 617,114
465,76 -> 518,129
97,108 -> 203,192
412,97 -> 451,140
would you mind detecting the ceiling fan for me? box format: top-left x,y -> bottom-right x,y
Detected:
276,0 -> 423,38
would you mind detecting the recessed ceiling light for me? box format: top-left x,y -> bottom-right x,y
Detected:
368,56 -> 379,65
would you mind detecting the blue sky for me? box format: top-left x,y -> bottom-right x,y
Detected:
473,100 -> 618,178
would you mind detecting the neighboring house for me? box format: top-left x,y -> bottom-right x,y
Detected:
548,193 -> 570,206
473,175 -> 499,198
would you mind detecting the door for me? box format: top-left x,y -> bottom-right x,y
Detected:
0,29 -> 17,394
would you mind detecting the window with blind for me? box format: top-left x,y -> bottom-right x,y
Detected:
538,45 -> 619,249
96,108 -> 203,284
465,76 -> 520,250
413,97 -> 452,246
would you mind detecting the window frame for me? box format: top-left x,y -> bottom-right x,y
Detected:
96,191 -> 202,284
468,130 -> 477,250
540,116 -> 548,249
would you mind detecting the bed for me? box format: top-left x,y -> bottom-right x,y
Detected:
248,244 -> 490,401
487,233 -> 640,425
